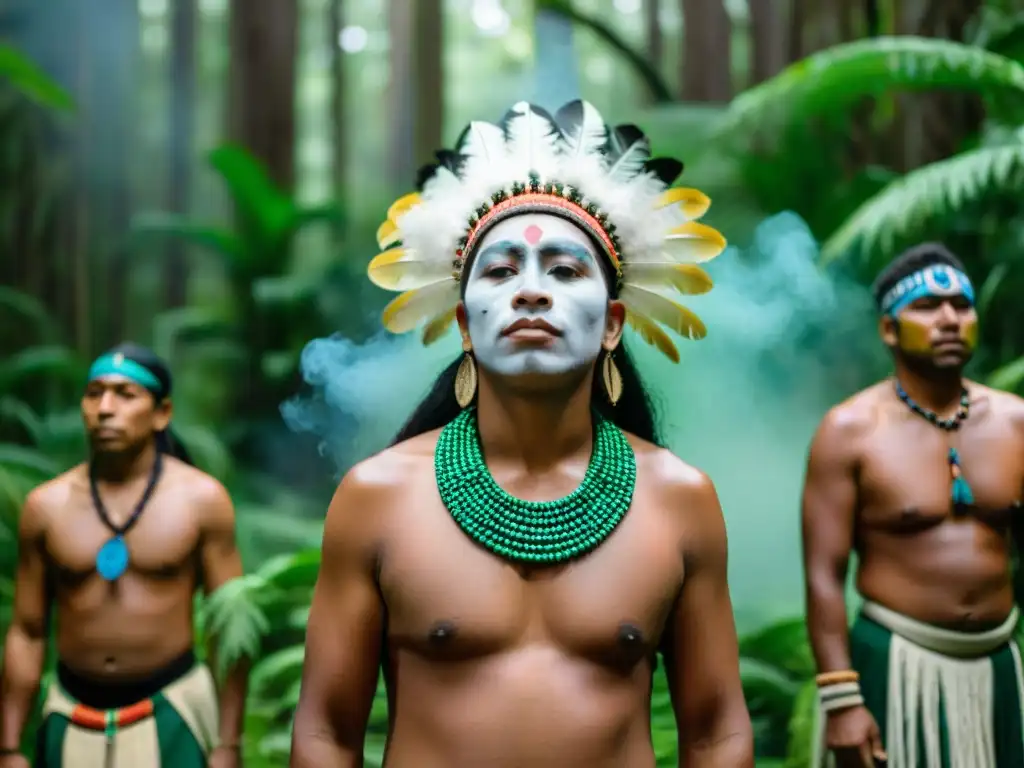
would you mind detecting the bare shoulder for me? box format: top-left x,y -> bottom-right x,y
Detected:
325,429 -> 439,541
627,435 -> 723,541
163,457 -> 234,527
808,383 -> 884,462
22,463 -> 87,536
974,381 -> 1024,429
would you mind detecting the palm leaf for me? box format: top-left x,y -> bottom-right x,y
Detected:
820,142 -> 1024,266
0,44 -> 75,112
717,37 -> 1024,140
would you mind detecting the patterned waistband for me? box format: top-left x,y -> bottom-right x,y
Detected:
69,698 -> 155,732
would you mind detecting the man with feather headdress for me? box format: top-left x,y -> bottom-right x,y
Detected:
289,100 -> 754,768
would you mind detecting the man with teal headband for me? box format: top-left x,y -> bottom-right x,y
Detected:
0,343 -> 248,768
290,101 -> 753,767
801,243 -> 1024,767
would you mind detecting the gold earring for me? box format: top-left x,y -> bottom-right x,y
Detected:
601,349 -> 622,406
454,340 -> 477,408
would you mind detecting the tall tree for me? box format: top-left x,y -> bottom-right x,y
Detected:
227,0 -> 299,190
327,0 -> 346,203
387,0 -> 443,191
750,0 -> 787,85
166,0 -> 197,309
679,0 -> 732,102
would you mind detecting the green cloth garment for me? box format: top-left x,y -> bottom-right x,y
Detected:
34,663 -> 217,768
813,601 -> 1024,768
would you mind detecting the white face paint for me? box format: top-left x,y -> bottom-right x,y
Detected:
462,212 -> 610,378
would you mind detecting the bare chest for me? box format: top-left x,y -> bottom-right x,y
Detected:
46,489 -> 201,582
377,481 -> 684,670
859,418 -> 1024,529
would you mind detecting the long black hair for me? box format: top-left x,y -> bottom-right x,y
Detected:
96,342 -> 195,466
390,341 -> 662,447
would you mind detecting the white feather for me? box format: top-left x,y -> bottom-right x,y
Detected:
504,102 -> 560,179
561,101 -> 607,158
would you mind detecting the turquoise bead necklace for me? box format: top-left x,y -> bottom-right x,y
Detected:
434,408 -> 636,563
895,381 -> 973,507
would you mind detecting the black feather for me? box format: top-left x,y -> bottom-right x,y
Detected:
497,102 -> 559,139
415,163 -> 440,191
606,124 -> 648,160
645,158 -> 684,186
553,99 -> 586,139
435,149 -> 465,176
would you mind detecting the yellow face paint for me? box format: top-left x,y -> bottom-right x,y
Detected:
960,317 -> 978,351
896,315 -> 978,355
896,317 -> 933,355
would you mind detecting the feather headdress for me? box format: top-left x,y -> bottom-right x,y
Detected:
367,99 -> 726,362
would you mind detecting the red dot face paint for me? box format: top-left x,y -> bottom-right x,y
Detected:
523,224 -> 543,245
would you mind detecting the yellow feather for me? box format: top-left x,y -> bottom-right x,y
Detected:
381,280 -> 460,334
626,311 -> 680,362
422,307 -> 458,346
376,219 -> 401,249
620,285 -> 707,341
621,263 -> 712,295
657,187 -> 711,221
368,248 -> 451,292
386,192 -> 422,223
662,222 -> 727,264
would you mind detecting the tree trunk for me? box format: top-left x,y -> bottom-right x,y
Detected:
750,0 -> 787,85
166,0 -> 197,310
644,0 -> 663,102
387,0 -> 444,190
227,0 -> 299,191
679,0 -> 732,102
328,0 -> 346,203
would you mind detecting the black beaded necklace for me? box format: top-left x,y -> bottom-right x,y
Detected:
89,450 -> 163,580
895,381 -> 973,506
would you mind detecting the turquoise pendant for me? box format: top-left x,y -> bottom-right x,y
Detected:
96,536 -> 129,581
948,448 -> 975,506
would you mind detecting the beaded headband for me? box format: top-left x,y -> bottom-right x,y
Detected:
366,100 -> 727,362
881,264 -> 975,316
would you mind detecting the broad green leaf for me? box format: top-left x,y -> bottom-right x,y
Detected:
0,398 -> 43,444
821,142 -> 1024,266
0,345 -> 86,396
150,306 -> 237,362
256,549 -> 321,590
291,201 -> 344,232
738,617 -> 815,679
986,354 -> 1024,392
0,287 -> 61,343
129,212 -> 243,268
717,37 -> 1024,140
977,261 -> 1009,316
208,144 -> 295,243
0,442 -> 60,477
0,44 -> 74,112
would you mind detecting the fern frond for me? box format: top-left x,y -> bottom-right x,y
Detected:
820,142 -> 1024,266
201,574 -> 271,679
717,37 -> 1024,140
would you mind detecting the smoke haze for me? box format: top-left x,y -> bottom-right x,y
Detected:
281,212 -> 889,631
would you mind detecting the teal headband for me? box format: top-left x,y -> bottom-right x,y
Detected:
88,353 -> 164,396
879,264 -> 975,317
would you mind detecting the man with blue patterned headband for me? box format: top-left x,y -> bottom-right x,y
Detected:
0,344 -> 248,768
801,243 -> 1024,768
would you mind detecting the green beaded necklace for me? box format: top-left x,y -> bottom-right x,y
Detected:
435,408 -> 637,563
